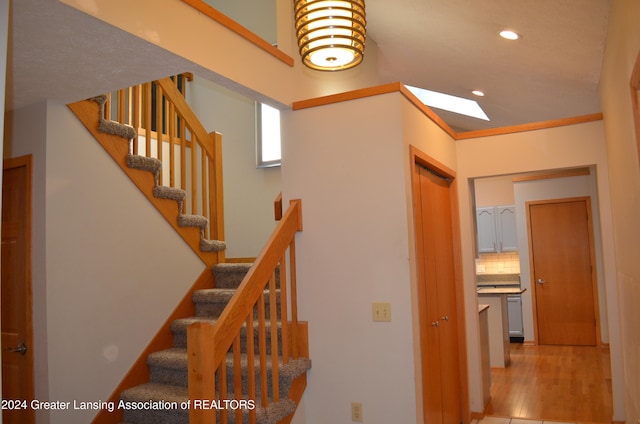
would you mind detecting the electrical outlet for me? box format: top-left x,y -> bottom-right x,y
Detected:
351,402 -> 363,422
372,302 -> 392,322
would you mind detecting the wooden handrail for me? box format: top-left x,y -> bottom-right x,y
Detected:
211,199 -> 301,364
188,199 -> 304,423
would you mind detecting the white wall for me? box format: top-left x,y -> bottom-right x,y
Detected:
282,93 -> 418,423
456,120 -> 624,420
474,175 -> 515,207
599,1 -> 640,422
8,101 -> 204,423
282,92 -> 458,424
203,0 -> 276,44
188,77 -> 281,258
513,172 -> 608,344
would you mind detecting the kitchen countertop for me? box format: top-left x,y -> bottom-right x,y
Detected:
476,273 -> 520,287
477,287 -> 526,295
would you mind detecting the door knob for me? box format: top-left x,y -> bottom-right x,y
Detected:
441,316 -> 449,321
537,278 -> 546,285
431,321 -> 439,327
6,342 -> 27,355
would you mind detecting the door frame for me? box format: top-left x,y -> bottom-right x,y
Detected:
410,146 -> 469,423
630,49 -> 640,165
2,154 -> 35,415
525,196 -> 601,345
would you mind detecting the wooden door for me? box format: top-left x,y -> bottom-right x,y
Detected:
528,199 -> 597,346
2,156 -> 35,423
414,165 -> 461,424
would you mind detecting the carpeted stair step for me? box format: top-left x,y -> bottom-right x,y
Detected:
119,382 -> 188,424
147,347 -> 311,400
126,154 -> 162,175
91,95 -> 137,141
178,214 -> 208,229
212,263 -> 280,289
120,381 -> 298,424
200,238 -> 227,252
193,288 -> 281,319
171,316 -> 283,355
213,263 -> 254,289
152,186 -> 186,202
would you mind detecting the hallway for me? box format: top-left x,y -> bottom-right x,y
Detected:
482,344 -> 613,423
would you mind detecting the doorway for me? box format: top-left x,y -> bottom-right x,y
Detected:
411,146 -> 468,424
2,155 -> 35,423
528,198 -> 599,346
472,170 -> 612,422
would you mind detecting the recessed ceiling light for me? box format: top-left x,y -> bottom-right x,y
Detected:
472,90 -> 485,97
499,30 -> 520,40
405,85 -> 490,121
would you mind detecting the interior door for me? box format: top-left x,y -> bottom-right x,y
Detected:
2,156 -> 35,423
528,198 -> 597,346
414,164 -> 461,424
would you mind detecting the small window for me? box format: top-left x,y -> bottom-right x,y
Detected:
256,103 -> 281,168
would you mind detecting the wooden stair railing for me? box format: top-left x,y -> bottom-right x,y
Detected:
189,199 -> 308,424
103,74 -> 225,251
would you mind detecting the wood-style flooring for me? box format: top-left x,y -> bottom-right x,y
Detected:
483,344 -> 613,423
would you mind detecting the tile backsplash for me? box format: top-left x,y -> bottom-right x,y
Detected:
476,252 -> 520,274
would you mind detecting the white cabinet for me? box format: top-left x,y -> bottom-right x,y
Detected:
496,206 -> 518,251
476,205 -> 517,253
476,207 -> 497,253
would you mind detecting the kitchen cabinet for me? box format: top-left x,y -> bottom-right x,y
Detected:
476,205 -> 517,253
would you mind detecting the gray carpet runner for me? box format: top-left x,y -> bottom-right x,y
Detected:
118,263 -> 310,424
91,95 -> 226,254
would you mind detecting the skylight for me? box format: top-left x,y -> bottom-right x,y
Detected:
405,85 -> 490,121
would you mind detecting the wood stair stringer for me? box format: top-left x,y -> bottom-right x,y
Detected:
68,97 -> 223,266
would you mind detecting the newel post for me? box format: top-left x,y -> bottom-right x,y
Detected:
188,322 -> 216,423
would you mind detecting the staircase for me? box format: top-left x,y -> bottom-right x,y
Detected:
92,93 -> 227,255
119,263 -> 311,424
68,76 -> 309,424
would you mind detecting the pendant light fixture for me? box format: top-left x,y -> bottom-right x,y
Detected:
294,0 -> 366,71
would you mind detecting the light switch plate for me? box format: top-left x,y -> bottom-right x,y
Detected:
351,402 -> 363,422
372,302 -> 391,322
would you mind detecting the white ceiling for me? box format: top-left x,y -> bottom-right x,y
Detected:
6,0 -> 611,132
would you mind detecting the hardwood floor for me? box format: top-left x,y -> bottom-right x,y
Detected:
484,344 -> 613,423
